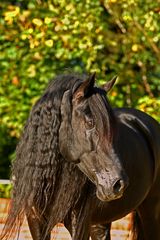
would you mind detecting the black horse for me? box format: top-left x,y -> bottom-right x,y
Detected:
1,73 -> 160,240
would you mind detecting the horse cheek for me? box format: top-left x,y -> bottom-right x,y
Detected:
59,122 -> 81,162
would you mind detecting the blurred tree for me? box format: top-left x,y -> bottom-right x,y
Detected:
0,0 -> 160,179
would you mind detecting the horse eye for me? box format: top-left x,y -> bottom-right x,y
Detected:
85,118 -> 94,129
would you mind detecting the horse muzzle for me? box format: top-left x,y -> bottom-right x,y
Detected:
96,175 -> 129,202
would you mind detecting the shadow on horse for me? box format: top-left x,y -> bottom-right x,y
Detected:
1,73 -> 160,240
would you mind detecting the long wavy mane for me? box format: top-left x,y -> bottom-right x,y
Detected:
1,73 -> 88,239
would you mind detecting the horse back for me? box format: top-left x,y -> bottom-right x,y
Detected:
114,108 -> 160,183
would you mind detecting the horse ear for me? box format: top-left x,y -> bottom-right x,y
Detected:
73,72 -> 96,101
102,76 -> 117,92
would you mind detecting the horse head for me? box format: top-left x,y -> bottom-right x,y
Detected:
59,73 -> 129,202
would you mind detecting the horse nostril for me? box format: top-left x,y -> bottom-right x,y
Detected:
113,179 -> 125,195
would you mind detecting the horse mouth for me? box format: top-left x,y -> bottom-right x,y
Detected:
96,185 -> 124,202
96,190 -> 123,202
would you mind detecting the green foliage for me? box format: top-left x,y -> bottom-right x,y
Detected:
0,0 -> 160,178
0,184 -> 12,198
0,126 -> 16,179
